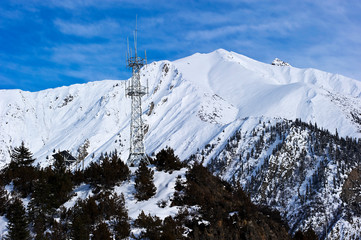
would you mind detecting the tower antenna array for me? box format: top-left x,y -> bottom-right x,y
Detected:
125,17 -> 148,166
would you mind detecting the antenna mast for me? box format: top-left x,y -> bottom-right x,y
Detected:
125,17 -> 148,166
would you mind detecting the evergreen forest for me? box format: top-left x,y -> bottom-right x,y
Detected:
0,138 -> 323,239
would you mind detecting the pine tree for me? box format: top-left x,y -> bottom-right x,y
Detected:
47,221 -> 68,240
5,198 -> 30,240
70,199 -> 92,240
133,211 -> 162,239
33,213 -> 46,240
294,228 -> 319,240
70,214 -> 90,240
160,216 -> 183,240
6,142 -> 37,197
84,151 -> 129,190
0,185 -> 8,215
113,193 -> 130,239
92,222 -> 111,240
28,174 -> 53,220
49,155 -> 73,208
134,161 -> 156,201
10,141 -> 35,167
155,147 -> 183,172
52,153 -> 67,175
172,175 -> 185,206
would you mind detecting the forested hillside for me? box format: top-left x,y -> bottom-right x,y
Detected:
0,142 -> 318,239
195,118 -> 361,239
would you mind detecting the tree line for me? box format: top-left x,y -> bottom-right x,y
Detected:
0,142 -> 317,239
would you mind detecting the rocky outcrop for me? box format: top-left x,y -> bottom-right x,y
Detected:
271,58 -> 291,66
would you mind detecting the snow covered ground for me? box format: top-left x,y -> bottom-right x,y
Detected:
1,49 -> 361,239
1,49 -> 360,170
0,168 -> 187,238
62,167 -> 186,220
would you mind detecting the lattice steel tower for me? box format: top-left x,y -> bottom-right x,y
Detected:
125,21 -> 148,166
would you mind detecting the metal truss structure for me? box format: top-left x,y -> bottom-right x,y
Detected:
125,21 -> 148,166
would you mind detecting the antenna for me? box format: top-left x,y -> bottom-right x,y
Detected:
127,37 -> 130,60
134,15 -> 138,58
145,50 -> 147,66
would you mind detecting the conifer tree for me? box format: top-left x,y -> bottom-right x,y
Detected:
50,155 -> 73,208
33,213 -> 46,240
84,151 -> 129,190
161,216 -> 183,240
47,221 -> 68,240
155,147 -> 183,172
0,185 -> 8,215
113,193 -> 130,239
294,228 -> 319,240
172,175 -> 185,206
133,211 -> 162,239
5,197 -> 30,240
92,222 -> 111,240
71,214 -> 90,240
52,153 -> 67,174
134,161 -> 156,201
6,142 -> 37,198
28,175 -> 52,220
10,141 -> 35,167
70,199 -> 93,240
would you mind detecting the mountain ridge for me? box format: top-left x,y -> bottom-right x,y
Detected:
1,49 -> 361,168
1,49 -> 361,239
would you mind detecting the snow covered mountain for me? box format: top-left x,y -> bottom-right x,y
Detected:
1,49 -> 361,239
201,118 -> 361,239
1,49 -> 360,168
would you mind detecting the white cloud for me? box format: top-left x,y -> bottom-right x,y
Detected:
185,19 -> 299,42
186,25 -> 246,41
2,0 -> 361,91
0,75 -> 17,88
54,19 -> 121,38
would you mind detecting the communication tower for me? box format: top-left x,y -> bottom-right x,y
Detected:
125,18 -> 148,166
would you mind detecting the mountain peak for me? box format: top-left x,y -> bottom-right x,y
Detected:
213,48 -> 230,55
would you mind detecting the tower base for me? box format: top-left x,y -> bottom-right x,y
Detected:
127,153 -> 149,167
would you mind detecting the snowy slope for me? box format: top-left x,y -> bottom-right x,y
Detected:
200,118 -> 361,239
62,167 -> 186,220
1,49 -> 361,170
1,49 -> 361,239
173,49 -> 361,135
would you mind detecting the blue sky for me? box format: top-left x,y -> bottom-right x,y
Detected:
1,0 -> 361,91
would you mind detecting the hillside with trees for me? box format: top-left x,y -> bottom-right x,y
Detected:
201,118 -> 361,239
0,142 -> 317,239
1,118 -> 360,239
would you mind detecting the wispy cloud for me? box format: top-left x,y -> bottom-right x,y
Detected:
0,7 -> 23,21
1,0 -> 361,91
0,75 -> 17,89
186,20 -> 299,42
54,19 -> 121,38
186,25 -> 246,41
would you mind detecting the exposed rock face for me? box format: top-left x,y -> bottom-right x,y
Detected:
342,165 -> 361,216
197,118 -> 361,239
272,58 -> 291,66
